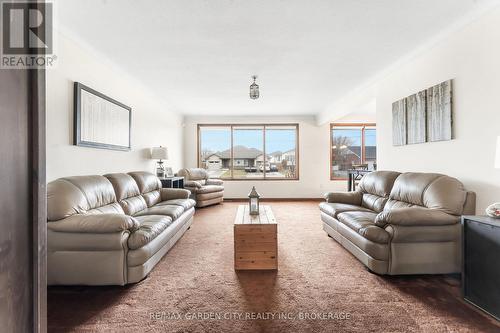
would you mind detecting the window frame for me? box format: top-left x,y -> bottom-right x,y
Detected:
197,123 -> 300,181
329,123 -> 376,181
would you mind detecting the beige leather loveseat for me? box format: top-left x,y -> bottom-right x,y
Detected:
47,171 -> 196,285
320,171 -> 475,275
177,168 -> 224,207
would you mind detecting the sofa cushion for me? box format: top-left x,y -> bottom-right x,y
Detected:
157,198 -> 196,210
128,171 -> 162,207
104,173 -> 141,201
128,171 -> 161,193
128,215 -> 172,250
134,205 -> 185,220
197,191 -> 224,201
337,211 -> 390,244
127,214 -> 192,267
358,171 -> 400,212
361,194 -> 388,213
358,171 -> 401,197
388,172 -> 467,215
194,185 -> 224,194
178,168 -> 208,181
141,191 -> 161,207
62,175 -> 118,210
47,179 -> 90,221
86,203 -> 125,215
48,175 -> 125,221
319,202 -> 372,218
104,173 -> 148,215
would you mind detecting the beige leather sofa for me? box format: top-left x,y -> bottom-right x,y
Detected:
177,168 -> 224,207
320,171 -> 476,275
47,171 -> 196,285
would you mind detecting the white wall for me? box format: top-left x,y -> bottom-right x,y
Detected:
47,32 -> 184,181
183,115 -> 377,198
318,7 -> 500,213
376,7 -> 500,213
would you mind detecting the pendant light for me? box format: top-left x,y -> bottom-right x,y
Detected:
249,75 -> 259,99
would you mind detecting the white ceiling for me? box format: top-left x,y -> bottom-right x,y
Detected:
57,0 -> 498,116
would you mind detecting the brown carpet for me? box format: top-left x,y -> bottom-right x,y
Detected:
48,201 -> 500,332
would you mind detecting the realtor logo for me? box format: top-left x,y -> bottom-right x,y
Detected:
1,0 -> 56,68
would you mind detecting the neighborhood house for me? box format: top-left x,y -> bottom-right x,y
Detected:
203,145 -> 296,173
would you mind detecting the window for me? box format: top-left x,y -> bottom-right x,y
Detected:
330,123 -> 376,180
198,124 -> 299,180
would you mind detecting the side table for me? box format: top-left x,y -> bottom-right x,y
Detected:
159,176 -> 184,189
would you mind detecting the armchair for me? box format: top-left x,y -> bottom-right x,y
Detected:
177,168 -> 224,207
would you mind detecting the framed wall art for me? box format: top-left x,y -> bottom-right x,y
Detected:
392,99 -> 407,146
74,82 -> 132,151
427,80 -> 452,142
406,91 -> 427,144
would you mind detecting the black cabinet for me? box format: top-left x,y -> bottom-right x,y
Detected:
462,216 -> 500,320
159,176 -> 184,189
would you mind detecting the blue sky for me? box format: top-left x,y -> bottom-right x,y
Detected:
332,129 -> 376,146
200,129 -> 296,153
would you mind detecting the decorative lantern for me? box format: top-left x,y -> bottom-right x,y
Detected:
249,75 -> 259,99
248,186 -> 260,215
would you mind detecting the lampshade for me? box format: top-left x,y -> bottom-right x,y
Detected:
495,137 -> 500,169
151,146 -> 168,160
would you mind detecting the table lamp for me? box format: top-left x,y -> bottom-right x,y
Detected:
151,146 -> 168,178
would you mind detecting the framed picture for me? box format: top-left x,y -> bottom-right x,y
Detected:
406,91 -> 427,144
165,167 -> 174,177
427,80 -> 452,142
74,82 -> 132,151
392,99 -> 407,146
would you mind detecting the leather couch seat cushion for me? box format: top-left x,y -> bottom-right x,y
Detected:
128,215 -> 173,250
86,202 -> 125,215
127,214 -> 185,267
197,192 -> 224,201
337,211 -> 390,244
128,171 -> 162,194
319,202 -> 372,218
142,190 -> 162,207
104,173 -> 148,215
134,204 -> 185,220
156,198 -> 196,210
195,185 -> 224,194
178,168 -> 208,181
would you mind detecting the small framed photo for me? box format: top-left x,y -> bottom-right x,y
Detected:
165,167 -> 174,177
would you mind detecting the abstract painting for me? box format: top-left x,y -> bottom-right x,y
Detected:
392,99 -> 406,146
427,80 -> 452,142
406,90 -> 427,144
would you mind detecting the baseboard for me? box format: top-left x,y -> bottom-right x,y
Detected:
223,198 -> 323,202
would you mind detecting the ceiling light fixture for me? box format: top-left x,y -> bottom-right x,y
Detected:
249,75 -> 259,100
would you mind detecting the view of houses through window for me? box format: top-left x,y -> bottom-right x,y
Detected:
199,124 -> 298,180
330,123 -> 376,180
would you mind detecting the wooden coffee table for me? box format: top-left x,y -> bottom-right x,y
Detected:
234,205 -> 277,270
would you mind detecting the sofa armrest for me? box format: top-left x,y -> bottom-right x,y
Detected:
206,178 -> 223,186
160,188 -> 191,200
385,223 -> 460,243
324,191 -> 362,205
48,214 -> 139,233
184,180 -> 202,188
375,207 -> 460,228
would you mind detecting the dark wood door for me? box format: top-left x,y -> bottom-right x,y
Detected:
0,67 -> 46,331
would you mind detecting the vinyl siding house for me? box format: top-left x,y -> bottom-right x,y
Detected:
202,146 -> 299,172
332,145 -> 377,172
204,145 -> 270,170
